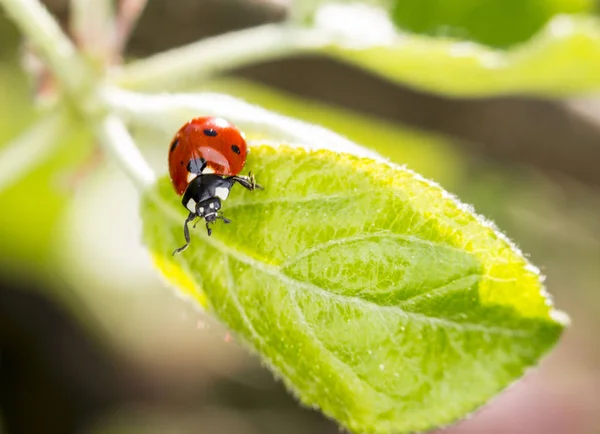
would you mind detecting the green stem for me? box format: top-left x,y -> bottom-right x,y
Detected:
103,87 -> 380,160
1,0 -> 91,97
94,114 -> 156,190
111,23 -> 329,90
0,0 -> 155,190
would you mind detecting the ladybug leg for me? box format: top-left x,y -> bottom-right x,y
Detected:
172,212 -> 196,256
231,172 -> 263,191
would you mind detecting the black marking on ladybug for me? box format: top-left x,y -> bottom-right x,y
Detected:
231,144 -> 241,155
180,161 -> 184,166
170,139 -> 179,152
187,157 -> 206,174
203,128 -> 218,137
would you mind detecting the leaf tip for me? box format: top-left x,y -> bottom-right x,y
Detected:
549,308 -> 570,327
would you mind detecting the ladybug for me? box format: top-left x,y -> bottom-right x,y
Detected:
168,117 -> 262,255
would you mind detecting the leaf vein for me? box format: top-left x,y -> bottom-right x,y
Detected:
280,231 -> 468,269
225,191 -> 371,212
287,289 -> 393,402
222,255 -> 270,353
158,198 -> 531,339
394,273 -> 481,306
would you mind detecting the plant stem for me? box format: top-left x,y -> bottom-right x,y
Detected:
70,0 -> 116,61
0,0 -> 156,191
104,87 -> 380,160
111,23 -> 329,90
94,114 -> 156,190
1,0 -> 91,97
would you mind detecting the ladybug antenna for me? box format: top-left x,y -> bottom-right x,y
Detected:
218,212 -> 232,224
193,213 -> 231,232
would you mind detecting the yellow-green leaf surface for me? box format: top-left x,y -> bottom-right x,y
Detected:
142,144 -> 566,434
315,5 -> 600,97
0,58 -> 92,270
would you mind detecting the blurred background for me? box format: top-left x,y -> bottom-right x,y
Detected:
0,0 -> 599,433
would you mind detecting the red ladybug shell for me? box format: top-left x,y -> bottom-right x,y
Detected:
168,117 -> 248,195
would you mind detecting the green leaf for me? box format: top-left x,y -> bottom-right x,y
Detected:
315,6 -> 600,97
390,0 -> 593,47
142,144 -> 566,434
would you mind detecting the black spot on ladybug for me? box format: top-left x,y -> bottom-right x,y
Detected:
231,145 -> 241,155
187,157 -> 206,174
170,139 -> 179,152
180,161 -> 184,166
203,129 -> 217,137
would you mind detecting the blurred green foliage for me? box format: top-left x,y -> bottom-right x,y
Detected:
323,13 -> 600,97
0,17 -> 92,272
390,0 -> 594,47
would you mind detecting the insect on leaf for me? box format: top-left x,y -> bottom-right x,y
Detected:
141,144 -> 566,434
